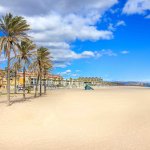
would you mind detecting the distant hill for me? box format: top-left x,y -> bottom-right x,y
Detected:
109,81 -> 150,87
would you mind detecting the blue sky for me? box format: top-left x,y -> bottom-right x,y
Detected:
62,15 -> 150,81
0,0 -> 150,81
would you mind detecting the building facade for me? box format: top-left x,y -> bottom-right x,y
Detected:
0,70 -> 63,90
0,69 -> 105,91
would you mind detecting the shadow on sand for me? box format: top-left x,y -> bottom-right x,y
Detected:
0,94 -> 46,106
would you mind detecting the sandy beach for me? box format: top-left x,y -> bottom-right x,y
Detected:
0,87 -> 150,150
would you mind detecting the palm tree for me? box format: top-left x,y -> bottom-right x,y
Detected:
15,40 -> 36,100
30,47 -> 51,97
0,13 -> 30,105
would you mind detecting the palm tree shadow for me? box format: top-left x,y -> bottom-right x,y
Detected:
0,94 -> 47,106
0,100 -> 7,104
10,95 -> 37,105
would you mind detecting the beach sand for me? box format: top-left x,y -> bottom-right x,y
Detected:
0,87 -> 150,150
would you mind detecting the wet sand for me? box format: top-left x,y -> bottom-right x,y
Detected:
0,87 -> 150,150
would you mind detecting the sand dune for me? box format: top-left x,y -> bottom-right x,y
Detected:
0,87 -> 150,150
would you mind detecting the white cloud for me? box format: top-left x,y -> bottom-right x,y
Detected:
116,20 -> 126,27
60,69 -> 72,76
97,49 -> 117,57
108,23 -> 116,31
72,74 -> 78,77
26,14 -> 113,42
52,49 -> 116,68
0,0 -> 118,16
36,42 -> 70,49
59,69 -> 79,78
123,0 -> 150,15
108,20 -> 126,31
121,51 -> 129,54
51,50 -> 98,68
109,8 -> 120,14
0,6 -> 8,14
0,0 -> 118,68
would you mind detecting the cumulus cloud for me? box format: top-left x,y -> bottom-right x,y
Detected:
52,49 -> 116,68
26,13 -> 113,43
51,49 -> 98,68
0,0 -> 118,67
0,0 -> 118,16
123,0 -> 150,15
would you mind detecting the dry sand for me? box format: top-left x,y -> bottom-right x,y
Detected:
0,87 -> 150,150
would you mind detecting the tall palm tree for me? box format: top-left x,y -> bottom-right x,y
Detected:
39,48 -> 51,96
30,47 -> 51,97
0,13 -> 30,105
15,40 -> 36,100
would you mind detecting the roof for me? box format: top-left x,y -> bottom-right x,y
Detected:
17,72 -> 62,79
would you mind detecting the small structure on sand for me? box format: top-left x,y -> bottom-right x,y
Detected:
85,84 -> 94,90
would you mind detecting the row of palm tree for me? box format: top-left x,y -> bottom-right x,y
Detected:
29,47 -> 52,97
0,13 -> 52,105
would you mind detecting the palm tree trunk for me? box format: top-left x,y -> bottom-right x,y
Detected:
44,73 -> 46,94
40,75 -> 42,96
35,74 -> 39,97
7,54 -> 11,106
44,79 -> 47,94
14,69 -> 17,94
23,66 -> 26,100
